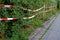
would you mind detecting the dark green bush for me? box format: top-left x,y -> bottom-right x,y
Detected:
0,0 -> 57,40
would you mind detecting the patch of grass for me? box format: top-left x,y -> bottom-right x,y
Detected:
12,28 -> 34,40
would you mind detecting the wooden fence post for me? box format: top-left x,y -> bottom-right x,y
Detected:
42,4 -> 45,20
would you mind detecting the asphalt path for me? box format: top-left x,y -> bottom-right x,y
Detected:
42,14 -> 60,40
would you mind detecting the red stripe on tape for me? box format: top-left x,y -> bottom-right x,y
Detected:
0,18 -> 7,20
13,18 -> 17,20
10,5 -> 14,8
0,4 -> 4,7
0,18 -> 17,21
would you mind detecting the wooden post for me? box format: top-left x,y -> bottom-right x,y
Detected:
43,0 -> 46,21
42,4 -> 45,21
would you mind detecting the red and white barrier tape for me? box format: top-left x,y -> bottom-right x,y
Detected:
0,9 -> 55,21
0,14 -> 37,21
20,5 -> 44,12
0,4 -> 44,11
0,4 -> 14,8
0,18 -> 17,21
23,14 -> 37,19
0,4 -> 56,20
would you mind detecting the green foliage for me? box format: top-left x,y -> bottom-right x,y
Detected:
28,15 -> 43,27
0,0 -> 57,40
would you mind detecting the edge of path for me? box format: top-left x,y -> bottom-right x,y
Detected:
39,12 -> 60,40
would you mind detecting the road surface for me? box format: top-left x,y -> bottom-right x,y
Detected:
42,13 -> 60,40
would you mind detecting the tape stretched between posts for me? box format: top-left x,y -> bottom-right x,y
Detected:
0,18 -> 17,21
0,13 -> 37,21
0,4 -> 14,8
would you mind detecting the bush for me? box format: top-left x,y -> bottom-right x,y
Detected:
0,0 -> 57,40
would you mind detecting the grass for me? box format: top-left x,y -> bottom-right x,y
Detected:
0,1 -> 58,40
11,9 -> 58,40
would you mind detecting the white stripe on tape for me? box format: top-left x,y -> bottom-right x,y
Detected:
8,18 -> 13,20
29,15 -> 35,19
4,5 -> 10,7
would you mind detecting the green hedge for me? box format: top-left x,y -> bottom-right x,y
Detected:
0,0 -> 57,40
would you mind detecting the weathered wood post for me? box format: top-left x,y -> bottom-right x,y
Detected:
43,0 -> 46,21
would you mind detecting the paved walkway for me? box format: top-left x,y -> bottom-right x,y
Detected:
42,13 -> 60,40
